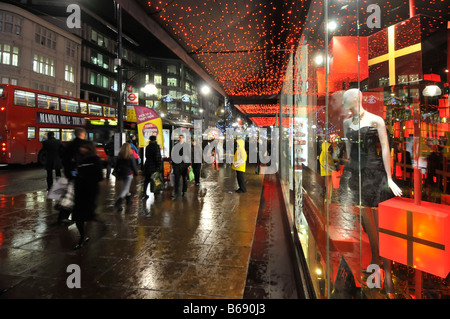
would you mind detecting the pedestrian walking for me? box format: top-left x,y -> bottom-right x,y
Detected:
142,135 -> 162,198
104,135 -> 115,179
210,137 -> 220,171
72,140 -> 104,249
192,140 -> 202,185
58,127 -> 86,224
62,127 -> 86,179
232,138 -> 247,193
41,131 -> 63,191
114,143 -> 138,211
171,134 -> 190,199
128,137 -> 141,166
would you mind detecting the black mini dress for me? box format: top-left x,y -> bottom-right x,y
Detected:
338,126 -> 394,207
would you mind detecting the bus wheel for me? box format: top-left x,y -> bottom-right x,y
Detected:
38,150 -> 47,166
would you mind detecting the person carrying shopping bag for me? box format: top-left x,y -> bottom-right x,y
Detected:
72,140 -> 104,249
232,138 -> 247,193
114,143 -> 138,211
142,135 -> 162,198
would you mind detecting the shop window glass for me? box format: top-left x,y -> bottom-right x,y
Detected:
279,0 -> 449,300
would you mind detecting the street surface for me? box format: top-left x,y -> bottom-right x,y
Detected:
0,164 -> 47,196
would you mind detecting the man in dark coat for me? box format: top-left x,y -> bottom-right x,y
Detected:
142,135 -> 162,198
41,131 -> 63,191
171,134 -> 190,199
192,140 -> 202,185
62,127 -> 86,180
58,127 -> 86,224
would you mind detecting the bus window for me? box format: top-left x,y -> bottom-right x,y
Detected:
0,86 -> 3,96
28,127 -> 36,139
80,102 -> 87,114
88,103 -> 103,116
60,98 -> 79,113
61,129 -> 74,142
37,94 -> 59,110
39,128 -> 60,141
104,106 -> 115,118
14,90 -> 36,107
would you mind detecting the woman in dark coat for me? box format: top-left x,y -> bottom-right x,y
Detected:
73,140 -> 103,249
142,135 -> 162,198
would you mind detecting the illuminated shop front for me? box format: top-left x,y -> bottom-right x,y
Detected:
279,0 -> 449,299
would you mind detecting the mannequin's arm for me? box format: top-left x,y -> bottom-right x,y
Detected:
377,120 -> 402,197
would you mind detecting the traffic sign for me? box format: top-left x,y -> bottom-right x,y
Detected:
126,92 -> 139,104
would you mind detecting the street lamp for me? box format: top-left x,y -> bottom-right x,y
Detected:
201,85 -> 211,95
141,83 -> 157,95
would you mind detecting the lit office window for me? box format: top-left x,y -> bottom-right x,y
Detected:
65,65 -> 75,83
33,54 -> 55,77
0,44 -> 19,66
154,74 -> 162,85
167,77 -> 178,87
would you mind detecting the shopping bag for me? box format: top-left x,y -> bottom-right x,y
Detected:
47,177 -> 69,200
150,171 -> 164,193
188,167 -> 195,181
54,181 -> 75,211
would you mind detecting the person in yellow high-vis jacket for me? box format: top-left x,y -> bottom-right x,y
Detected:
232,138 -> 247,193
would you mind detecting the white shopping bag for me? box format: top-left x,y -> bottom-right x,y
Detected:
47,177 -> 69,200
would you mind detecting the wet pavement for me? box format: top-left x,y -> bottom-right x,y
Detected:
0,164 -> 300,299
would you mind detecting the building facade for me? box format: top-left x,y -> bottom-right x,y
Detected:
0,2 -> 81,97
3,0 -> 223,130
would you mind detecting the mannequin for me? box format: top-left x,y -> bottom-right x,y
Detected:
339,88 -> 402,298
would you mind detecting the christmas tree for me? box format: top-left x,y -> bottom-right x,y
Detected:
216,101 -> 239,133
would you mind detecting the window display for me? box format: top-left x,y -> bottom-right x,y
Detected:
279,0 -> 449,299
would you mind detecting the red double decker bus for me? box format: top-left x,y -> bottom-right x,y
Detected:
0,85 -> 118,165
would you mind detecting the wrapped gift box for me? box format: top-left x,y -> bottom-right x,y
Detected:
368,15 -> 447,89
378,197 -> 450,278
328,36 -> 368,92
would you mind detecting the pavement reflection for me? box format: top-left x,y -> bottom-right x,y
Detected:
0,164 -> 264,299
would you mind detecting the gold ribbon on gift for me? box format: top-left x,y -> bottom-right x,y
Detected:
368,25 -> 422,86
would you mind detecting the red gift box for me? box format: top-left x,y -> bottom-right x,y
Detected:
368,15 -> 447,89
378,197 -> 450,278
328,36 -> 368,91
